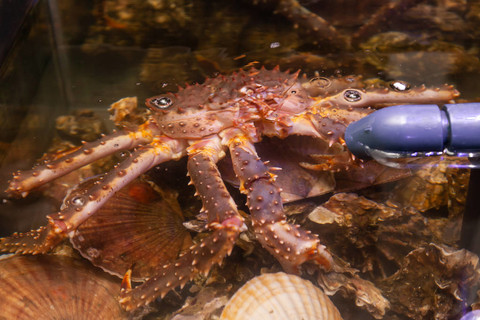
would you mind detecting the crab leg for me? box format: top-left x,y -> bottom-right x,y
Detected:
351,0 -> 424,45
119,137 -> 245,311
6,128 -> 155,198
317,84 -> 459,110
227,134 -> 333,273
307,84 -> 460,147
0,137 -> 185,255
254,0 -> 348,48
276,0 -> 347,48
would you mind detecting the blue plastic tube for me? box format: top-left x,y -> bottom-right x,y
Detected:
345,103 -> 480,159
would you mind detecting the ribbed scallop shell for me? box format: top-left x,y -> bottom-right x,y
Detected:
221,272 -> 343,320
70,180 -> 191,280
0,254 -> 126,319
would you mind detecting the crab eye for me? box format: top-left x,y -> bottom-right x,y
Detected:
71,195 -> 86,207
149,96 -> 173,109
389,80 -> 411,92
115,150 -> 131,160
343,89 -> 362,102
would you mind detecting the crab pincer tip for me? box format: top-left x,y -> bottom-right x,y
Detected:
121,269 -> 133,291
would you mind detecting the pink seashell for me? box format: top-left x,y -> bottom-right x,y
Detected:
0,254 -> 126,319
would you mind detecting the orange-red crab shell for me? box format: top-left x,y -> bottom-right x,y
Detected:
1,67 -> 459,311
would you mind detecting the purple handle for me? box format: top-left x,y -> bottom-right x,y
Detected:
345,103 -> 480,159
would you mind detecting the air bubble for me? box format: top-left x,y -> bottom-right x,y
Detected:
309,77 -> 330,88
389,80 -> 411,92
149,96 -> 173,109
115,150 -> 131,159
343,89 -> 362,102
71,195 -> 86,207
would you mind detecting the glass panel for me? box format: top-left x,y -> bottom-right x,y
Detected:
0,1 -> 479,319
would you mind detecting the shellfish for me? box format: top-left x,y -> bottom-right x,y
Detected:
0,254 -> 126,319
0,67 -> 459,311
69,179 -> 192,280
220,272 -> 343,320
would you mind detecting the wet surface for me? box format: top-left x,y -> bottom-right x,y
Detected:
1,0 -> 480,319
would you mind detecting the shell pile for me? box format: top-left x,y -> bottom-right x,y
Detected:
220,272 -> 343,320
0,255 -> 126,320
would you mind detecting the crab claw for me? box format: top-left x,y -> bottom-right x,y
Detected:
121,269 -> 133,291
227,134 -> 333,272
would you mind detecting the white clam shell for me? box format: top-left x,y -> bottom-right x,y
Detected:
221,272 -> 343,320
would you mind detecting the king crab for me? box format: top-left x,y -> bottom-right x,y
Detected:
1,67 -> 458,310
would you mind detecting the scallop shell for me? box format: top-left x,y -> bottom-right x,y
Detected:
70,180 -> 191,280
221,272 -> 343,320
0,254 -> 126,319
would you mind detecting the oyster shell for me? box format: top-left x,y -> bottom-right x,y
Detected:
0,254 -> 125,319
380,243 -> 480,320
220,272 -> 343,320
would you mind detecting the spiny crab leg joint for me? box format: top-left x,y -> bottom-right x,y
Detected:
1,67 -> 459,311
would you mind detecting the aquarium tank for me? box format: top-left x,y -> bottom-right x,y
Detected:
1,1 -> 480,319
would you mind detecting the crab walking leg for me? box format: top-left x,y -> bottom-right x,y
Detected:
352,0 -> 424,45
6,128 -> 155,198
0,138 -> 185,255
228,135 -> 333,273
119,138 -> 245,311
257,0 -> 348,48
317,85 -> 459,110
